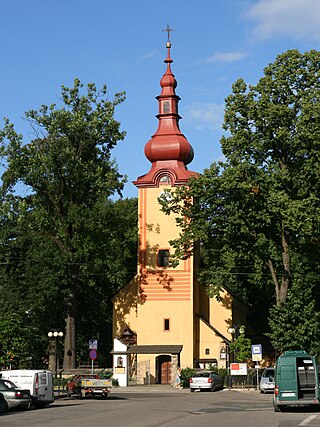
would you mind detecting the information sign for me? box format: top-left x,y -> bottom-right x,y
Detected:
230,363 -> 248,375
251,344 -> 262,361
89,339 -> 98,350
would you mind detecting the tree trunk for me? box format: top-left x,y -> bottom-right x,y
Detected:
267,258 -> 280,303
266,223 -> 291,307
48,338 -> 56,374
63,302 -> 76,369
63,267 -> 78,369
279,224 -> 291,306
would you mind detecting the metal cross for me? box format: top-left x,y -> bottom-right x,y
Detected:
162,24 -> 175,43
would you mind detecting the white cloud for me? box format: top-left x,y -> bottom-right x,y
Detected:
183,102 -> 225,131
246,0 -> 320,41
137,50 -> 157,63
205,51 -> 248,63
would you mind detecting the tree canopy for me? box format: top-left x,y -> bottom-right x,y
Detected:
160,49 -> 320,353
0,79 -> 137,368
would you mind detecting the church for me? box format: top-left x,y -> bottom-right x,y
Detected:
112,36 -> 247,386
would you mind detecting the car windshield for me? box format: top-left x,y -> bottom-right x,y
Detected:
0,379 -> 17,390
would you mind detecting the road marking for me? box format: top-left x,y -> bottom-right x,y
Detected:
245,407 -> 273,411
299,415 -> 318,426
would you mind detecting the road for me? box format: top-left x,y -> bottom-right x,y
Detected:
1,388 -> 320,427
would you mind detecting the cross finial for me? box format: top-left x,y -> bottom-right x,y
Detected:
162,24 -> 175,45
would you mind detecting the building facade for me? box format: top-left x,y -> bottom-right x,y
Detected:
112,40 -> 247,386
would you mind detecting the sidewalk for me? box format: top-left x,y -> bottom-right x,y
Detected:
112,384 -> 188,393
54,384 -> 187,398
108,385 -> 258,394
54,385 -> 259,398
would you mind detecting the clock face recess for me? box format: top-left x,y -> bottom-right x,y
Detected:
159,175 -> 171,184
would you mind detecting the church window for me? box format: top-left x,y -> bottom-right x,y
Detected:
205,348 -> 210,355
158,249 -> 169,267
164,318 -> 170,331
163,101 -> 170,113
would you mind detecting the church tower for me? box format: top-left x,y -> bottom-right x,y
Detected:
132,37 -> 197,375
112,34 -> 247,386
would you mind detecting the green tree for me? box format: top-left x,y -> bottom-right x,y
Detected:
268,279 -> 320,355
229,329 -> 252,363
0,79 -> 137,368
160,49 -> 320,349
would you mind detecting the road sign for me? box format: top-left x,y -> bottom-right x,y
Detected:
89,339 -> 98,350
251,344 -> 262,361
89,349 -> 97,360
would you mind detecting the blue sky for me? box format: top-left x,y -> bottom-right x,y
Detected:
1,0 -> 320,198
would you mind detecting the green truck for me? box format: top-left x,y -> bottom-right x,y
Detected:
274,350 -> 320,412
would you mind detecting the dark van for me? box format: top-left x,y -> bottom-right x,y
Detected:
274,350 -> 320,412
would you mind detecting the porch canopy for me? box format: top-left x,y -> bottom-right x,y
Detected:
127,345 -> 183,354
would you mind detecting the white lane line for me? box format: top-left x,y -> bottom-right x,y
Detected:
245,408 -> 273,411
299,414 -> 318,426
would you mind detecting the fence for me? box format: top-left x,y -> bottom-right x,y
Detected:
226,368 -> 265,389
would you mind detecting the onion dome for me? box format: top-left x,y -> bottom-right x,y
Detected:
134,39 -> 196,188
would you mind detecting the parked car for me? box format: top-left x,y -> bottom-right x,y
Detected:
189,371 -> 224,392
260,367 -> 275,393
0,370 -> 54,408
0,379 -> 31,413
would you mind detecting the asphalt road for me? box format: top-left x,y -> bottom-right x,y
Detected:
2,389 -> 320,427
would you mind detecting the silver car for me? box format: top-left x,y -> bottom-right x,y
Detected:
189,371 -> 224,392
260,367 -> 275,393
0,379 -> 31,413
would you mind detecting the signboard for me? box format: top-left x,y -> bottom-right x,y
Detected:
230,363 -> 248,375
251,344 -> 262,361
89,349 -> 97,360
89,339 -> 98,350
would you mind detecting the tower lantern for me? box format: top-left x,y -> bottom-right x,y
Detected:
134,38 -> 196,187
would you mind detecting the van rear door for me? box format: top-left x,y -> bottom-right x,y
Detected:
37,372 -> 54,403
277,362 -> 297,399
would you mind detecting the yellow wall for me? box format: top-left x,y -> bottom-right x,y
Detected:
137,185 -> 195,368
209,290 -> 233,337
113,182 -> 247,378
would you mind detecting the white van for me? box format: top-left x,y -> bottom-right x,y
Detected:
0,370 -> 54,408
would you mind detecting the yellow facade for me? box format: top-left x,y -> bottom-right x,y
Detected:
113,182 -> 248,383
112,41 -> 248,385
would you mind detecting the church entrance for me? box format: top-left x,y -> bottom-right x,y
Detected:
156,355 -> 171,384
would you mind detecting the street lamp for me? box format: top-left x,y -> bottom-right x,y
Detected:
48,330 -> 64,378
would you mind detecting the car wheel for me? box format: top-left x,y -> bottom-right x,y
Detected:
273,400 -> 283,412
34,402 -> 47,409
211,384 -> 216,392
0,398 -> 8,414
190,388 -> 194,392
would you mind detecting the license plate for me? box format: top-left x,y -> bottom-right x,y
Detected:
281,392 -> 295,397
22,394 -> 29,398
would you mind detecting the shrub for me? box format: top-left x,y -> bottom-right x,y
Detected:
180,367 -> 196,388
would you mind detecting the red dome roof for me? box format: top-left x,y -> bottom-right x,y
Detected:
134,41 -> 196,188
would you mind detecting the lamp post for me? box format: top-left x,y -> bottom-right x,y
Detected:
48,330 -> 64,378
